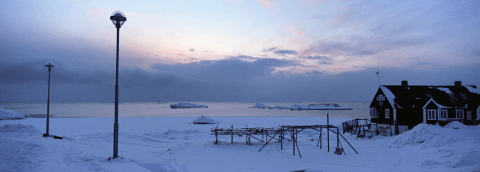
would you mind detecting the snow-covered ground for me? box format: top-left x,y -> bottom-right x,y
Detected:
1,108 -> 479,172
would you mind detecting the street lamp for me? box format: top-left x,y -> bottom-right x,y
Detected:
44,62 -> 54,137
110,11 -> 126,159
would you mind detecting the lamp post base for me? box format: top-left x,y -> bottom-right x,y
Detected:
42,133 -> 63,139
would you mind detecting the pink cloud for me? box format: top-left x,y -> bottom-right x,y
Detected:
258,0 -> 275,9
161,48 -> 186,55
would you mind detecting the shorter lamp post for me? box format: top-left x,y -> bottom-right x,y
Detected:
44,62 -> 54,137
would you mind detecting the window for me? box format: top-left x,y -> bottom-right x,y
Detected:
370,108 -> 379,118
385,109 -> 390,119
427,109 -> 436,120
456,109 -> 464,119
378,95 -> 385,101
439,110 -> 448,120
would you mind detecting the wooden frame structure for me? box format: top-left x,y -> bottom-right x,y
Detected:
211,115 -> 358,158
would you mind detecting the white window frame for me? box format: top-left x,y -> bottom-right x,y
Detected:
456,109 -> 464,119
439,109 -> 448,120
427,109 -> 436,120
370,108 -> 379,118
385,109 -> 390,119
477,107 -> 480,120
378,95 -> 385,101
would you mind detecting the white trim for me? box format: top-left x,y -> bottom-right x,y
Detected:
439,109 -> 448,120
393,108 -> 397,121
456,109 -> 464,119
370,107 -> 379,118
477,107 -> 480,120
427,109 -> 436,120
422,98 -> 449,109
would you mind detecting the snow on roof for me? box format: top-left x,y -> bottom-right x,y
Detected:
436,87 -> 453,94
465,86 -> 480,94
423,98 -> 449,109
380,86 -> 398,108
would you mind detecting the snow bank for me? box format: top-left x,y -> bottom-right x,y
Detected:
250,103 -> 352,110
0,124 -> 39,133
0,108 -> 29,120
170,102 -> 208,108
193,115 -> 215,124
389,123 -> 480,149
452,151 -> 480,168
443,121 -> 464,129
390,124 -> 448,148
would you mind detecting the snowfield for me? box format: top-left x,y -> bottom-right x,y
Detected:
1,108 -> 479,172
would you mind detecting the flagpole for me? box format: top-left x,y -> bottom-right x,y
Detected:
376,69 -> 380,87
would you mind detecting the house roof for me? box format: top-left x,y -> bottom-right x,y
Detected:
378,85 -> 480,109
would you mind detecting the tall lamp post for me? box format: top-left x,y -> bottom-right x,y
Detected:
110,11 -> 126,158
44,62 -> 55,137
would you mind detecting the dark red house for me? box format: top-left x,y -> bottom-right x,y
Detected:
369,81 -> 480,129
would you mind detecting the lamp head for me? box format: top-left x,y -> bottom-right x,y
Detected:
45,62 -> 55,70
110,11 -> 127,28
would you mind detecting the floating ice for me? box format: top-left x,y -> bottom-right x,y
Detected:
193,115 -> 215,124
170,103 -> 208,108
0,108 -> 29,120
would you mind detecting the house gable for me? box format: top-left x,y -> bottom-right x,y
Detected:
422,98 -> 447,109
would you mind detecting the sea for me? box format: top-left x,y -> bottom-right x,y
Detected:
0,102 -> 370,119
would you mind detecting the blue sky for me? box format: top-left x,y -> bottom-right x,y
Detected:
1,0 -> 479,102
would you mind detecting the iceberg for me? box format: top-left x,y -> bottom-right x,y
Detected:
250,103 -> 352,110
170,103 -> 208,108
0,108 -> 29,120
193,115 -> 215,124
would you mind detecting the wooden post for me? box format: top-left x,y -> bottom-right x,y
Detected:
317,128 -> 322,149
337,127 -> 339,149
215,127 -> 218,145
320,128 -> 322,149
327,113 -> 330,152
390,123 -> 392,136
292,130 -> 295,155
280,126 -> 283,150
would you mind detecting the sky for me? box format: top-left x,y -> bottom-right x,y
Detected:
1,0 -> 479,103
